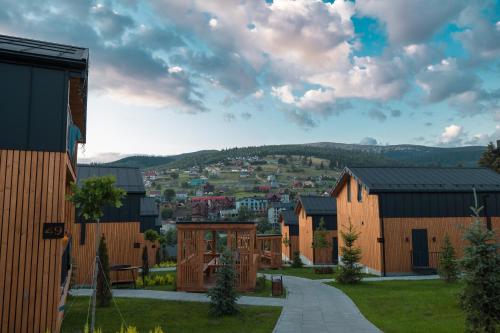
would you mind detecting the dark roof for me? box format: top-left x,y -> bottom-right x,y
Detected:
140,197 -> 159,216
0,34 -> 89,71
77,165 -> 145,193
176,221 -> 256,225
332,167 -> 500,195
271,202 -> 294,209
280,210 -> 298,226
295,195 -> 336,215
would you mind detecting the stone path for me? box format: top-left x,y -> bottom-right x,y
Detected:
70,289 -> 284,307
272,276 -> 380,333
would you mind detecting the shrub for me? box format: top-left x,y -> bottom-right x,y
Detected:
336,222 -> 362,284
313,267 -> 334,274
136,273 -> 175,288
438,234 -> 459,283
207,250 -> 239,316
291,251 -> 303,268
144,229 -> 160,242
459,190 -> 500,332
142,246 -> 150,278
153,260 -> 177,268
255,275 -> 267,291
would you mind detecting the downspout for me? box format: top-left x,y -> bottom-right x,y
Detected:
380,215 -> 386,277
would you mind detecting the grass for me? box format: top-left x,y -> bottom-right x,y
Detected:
328,279 -> 465,333
61,297 -> 281,333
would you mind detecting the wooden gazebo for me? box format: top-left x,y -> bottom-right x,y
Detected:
256,234 -> 282,269
177,221 -> 258,292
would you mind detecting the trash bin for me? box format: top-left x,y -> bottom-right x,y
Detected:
271,275 -> 283,297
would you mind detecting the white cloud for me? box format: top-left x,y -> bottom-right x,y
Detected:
168,66 -> 183,73
439,124 -> 464,145
209,18 -> 218,28
271,85 -> 296,104
253,89 -> 264,99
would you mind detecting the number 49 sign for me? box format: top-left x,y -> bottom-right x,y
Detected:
42,223 -> 65,239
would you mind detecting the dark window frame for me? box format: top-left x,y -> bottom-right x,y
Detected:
357,182 -> 363,202
347,179 -> 351,202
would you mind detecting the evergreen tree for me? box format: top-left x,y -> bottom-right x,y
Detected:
97,235 -> 112,307
438,234 -> 459,283
142,246 -> 150,278
459,191 -> 500,332
478,142 -> 500,173
291,251 -> 304,268
336,223 -> 363,284
208,251 -> 239,316
312,218 -> 330,249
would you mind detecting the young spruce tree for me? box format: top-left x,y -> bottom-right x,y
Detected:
438,234 -> 459,283
207,250 -> 239,316
97,235 -> 111,307
336,222 -> 362,284
459,190 -> 500,332
291,251 -> 304,268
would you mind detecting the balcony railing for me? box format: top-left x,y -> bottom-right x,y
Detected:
61,238 -> 72,287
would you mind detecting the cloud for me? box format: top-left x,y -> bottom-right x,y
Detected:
424,122 -> 433,127
271,85 -> 296,104
360,137 -> 378,145
464,125 -> 500,146
367,108 -> 387,122
438,124 -> 465,146
390,109 -> 402,117
77,151 -> 133,164
253,89 -> 264,99
222,112 -> 236,122
241,112 -> 252,120
90,4 -> 134,40
356,0 -> 467,44
282,109 -> 316,129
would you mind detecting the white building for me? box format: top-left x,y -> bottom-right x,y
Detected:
236,197 -> 268,214
267,202 -> 294,226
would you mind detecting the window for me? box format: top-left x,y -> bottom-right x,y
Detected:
357,182 -> 362,202
347,179 -> 351,202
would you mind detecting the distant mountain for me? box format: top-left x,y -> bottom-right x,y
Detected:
105,143 -> 486,170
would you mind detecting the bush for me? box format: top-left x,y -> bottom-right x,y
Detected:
153,260 -> 177,268
313,267 -> 334,274
136,273 -> 175,288
291,251 -> 303,268
438,234 -> 459,283
255,275 -> 267,291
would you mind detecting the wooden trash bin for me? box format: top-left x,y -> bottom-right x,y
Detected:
271,275 -> 283,297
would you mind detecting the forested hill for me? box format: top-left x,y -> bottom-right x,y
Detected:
105,143 -> 486,169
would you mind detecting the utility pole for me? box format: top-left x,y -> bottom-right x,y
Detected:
90,219 -> 100,333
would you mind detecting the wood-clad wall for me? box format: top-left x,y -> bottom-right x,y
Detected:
0,150 -> 73,333
383,216 -> 500,274
280,224 -> 299,261
71,222 -> 158,285
256,235 -> 282,269
298,210 -> 314,264
313,230 -> 337,264
335,176 -> 382,274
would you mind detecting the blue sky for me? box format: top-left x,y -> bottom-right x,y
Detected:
1,0 -> 499,162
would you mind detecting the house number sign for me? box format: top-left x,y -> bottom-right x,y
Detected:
42,223 -> 65,239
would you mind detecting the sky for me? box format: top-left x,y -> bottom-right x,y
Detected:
1,0 -> 499,162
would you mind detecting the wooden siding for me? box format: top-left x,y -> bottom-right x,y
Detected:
383,216 -> 500,274
280,224 -> 299,261
0,150 -> 74,333
313,230 -> 337,264
335,176 -> 383,274
256,235 -> 282,269
71,222 -> 158,285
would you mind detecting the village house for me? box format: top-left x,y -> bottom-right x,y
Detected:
236,197 -> 268,214
191,196 -> 235,219
72,165 -> 160,285
279,210 -> 299,261
296,195 -> 338,265
0,35 -> 88,333
268,202 -> 294,227
331,167 -> 500,276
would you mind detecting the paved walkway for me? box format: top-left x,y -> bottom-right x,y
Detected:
315,274 -> 440,283
272,276 -> 380,333
70,289 -> 284,307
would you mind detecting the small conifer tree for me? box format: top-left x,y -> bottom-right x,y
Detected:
438,234 -> 459,282
96,235 -> 111,307
142,246 -> 150,278
336,223 -> 362,284
312,218 -> 330,249
291,251 -> 303,268
207,250 -> 239,316
459,190 -> 500,332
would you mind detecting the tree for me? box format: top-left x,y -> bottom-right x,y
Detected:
207,250 -> 239,316
282,233 -> 290,249
257,218 -> 273,234
308,158 -> 312,167
277,157 -> 288,165
163,188 -> 176,202
336,223 -> 363,284
478,142 -> 500,173
170,172 -> 179,180
165,228 -> 177,246
459,190 -> 500,332
319,161 -> 324,169
142,246 -> 150,278
67,176 -> 125,331
312,218 -> 330,249
237,206 -> 253,221
144,229 -> 160,242
438,234 -> 459,283
291,251 -> 304,268
161,207 -> 173,220
96,235 -> 111,307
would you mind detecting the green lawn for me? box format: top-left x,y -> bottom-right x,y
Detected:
328,280 -> 465,333
259,266 -> 337,280
243,279 -> 286,298
61,297 -> 281,333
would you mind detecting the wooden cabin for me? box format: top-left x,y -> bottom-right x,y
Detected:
331,167 -> 500,276
177,221 -> 258,292
296,195 -> 338,265
279,210 -> 299,261
71,165 -> 160,286
0,35 -> 89,333
256,234 -> 282,269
